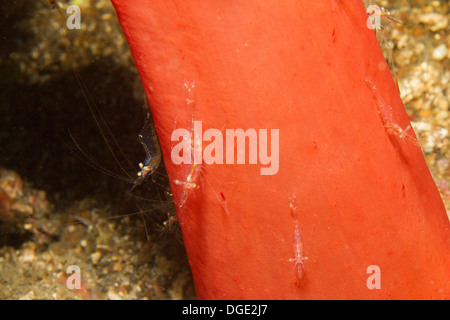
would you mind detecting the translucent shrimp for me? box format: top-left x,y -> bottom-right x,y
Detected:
365,2 -> 409,91
173,80 -> 229,214
365,77 -> 421,148
133,110 -> 162,190
288,196 -> 307,286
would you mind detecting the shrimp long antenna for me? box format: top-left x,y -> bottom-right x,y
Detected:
71,69 -> 136,178
66,130 -> 135,183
